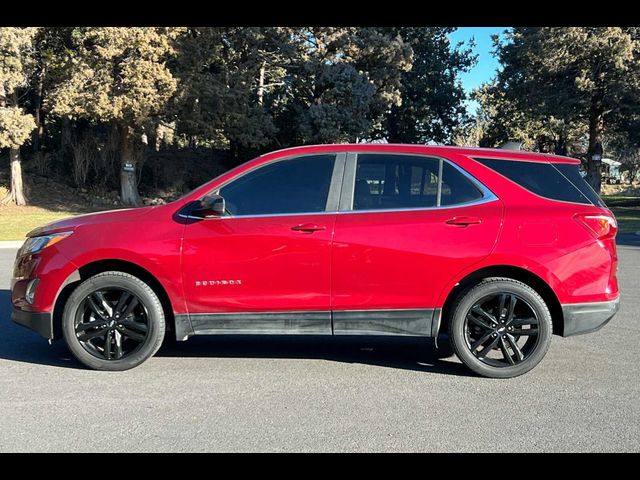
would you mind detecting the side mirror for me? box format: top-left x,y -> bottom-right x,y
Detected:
192,194 -> 225,218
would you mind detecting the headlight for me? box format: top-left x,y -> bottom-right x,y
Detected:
19,231 -> 74,256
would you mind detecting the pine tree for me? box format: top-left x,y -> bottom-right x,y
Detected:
48,27 -> 182,205
0,27 -> 38,205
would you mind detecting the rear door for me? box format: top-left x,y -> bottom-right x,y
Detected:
331,152 -> 503,335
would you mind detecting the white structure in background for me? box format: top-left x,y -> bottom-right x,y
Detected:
602,158 -> 623,184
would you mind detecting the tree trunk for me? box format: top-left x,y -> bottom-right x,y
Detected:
153,122 -> 162,151
9,149 -> 27,205
385,105 -> 403,143
32,66 -> 45,153
554,131 -> 567,156
118,124 -> 141,207
586,99 -> 604,193
0,89 -> 28,206
2,148 -> 27,206
257,61 -> 266,106
61,116 -> 72,154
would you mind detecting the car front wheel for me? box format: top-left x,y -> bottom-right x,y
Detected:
448,277 -> 552,379
62,271 -> 166,371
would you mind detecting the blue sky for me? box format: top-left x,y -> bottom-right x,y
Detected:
448,27 -> 508,115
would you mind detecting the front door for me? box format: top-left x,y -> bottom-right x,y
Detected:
181,153 -> 342,334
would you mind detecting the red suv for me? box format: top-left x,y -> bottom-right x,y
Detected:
11,144 -> 619,378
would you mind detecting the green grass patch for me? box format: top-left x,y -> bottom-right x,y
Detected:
602,196 -> 640,234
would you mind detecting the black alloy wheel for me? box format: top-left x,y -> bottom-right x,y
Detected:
464,292 -> 540,367
74,288 -> 150,361
448,277 -> 552,379
62,271 -> 165,371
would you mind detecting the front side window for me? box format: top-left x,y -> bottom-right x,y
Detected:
219,154 -> 336,216
353,154 -> 484,211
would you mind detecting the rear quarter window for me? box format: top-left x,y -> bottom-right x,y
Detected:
553,163 -> 606,207
474,158 -> 593,205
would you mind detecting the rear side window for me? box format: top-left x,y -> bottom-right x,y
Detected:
353,154 -> 484,211
354,154 -> 440,210
553,163 -> 606,207
441,162 -> 484,206
474,158 -> 592,205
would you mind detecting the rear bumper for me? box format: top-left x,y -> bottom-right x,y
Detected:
12,307 -> 54,340
561,297 -> 620,337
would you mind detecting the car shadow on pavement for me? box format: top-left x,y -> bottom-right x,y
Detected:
156,335 -> 470,376
1,288 -> 468,375
0,290 -> 82,369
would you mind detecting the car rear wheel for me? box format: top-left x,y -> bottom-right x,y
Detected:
62,271 -> 165,371
448,277 -> 552,379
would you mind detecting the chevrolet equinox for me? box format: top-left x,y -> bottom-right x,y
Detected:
11,144 -> 620,378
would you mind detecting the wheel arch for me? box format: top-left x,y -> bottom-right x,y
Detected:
437,265 -> 564,337
52,259 -> 176,340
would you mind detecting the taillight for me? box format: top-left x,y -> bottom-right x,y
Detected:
574,213 -> 618,240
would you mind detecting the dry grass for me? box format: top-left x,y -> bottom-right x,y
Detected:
0,203 -> 81,241
0,184 -> 92,241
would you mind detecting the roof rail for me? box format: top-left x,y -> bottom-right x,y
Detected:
499,141 -> 523,150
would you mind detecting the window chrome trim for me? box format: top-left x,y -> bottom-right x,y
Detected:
334,197 -> 499,215
181,151 -> 499,221
338,151 -> 499,214
179,197 -> 500,221
182,210 -> 340,220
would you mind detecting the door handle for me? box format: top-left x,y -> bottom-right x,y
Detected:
445,216 -> 482,226
291,223 -> 327,233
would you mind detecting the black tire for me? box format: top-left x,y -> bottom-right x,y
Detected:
62,271 -> 165,371
448,277 -> 552,379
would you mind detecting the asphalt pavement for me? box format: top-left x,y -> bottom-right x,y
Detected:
0,244 -> 638,452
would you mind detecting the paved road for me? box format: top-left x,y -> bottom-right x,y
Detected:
0,246 -> 638,452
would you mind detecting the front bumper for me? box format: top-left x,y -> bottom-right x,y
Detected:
561,297 -> 620,337
12,307 -> 54,340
